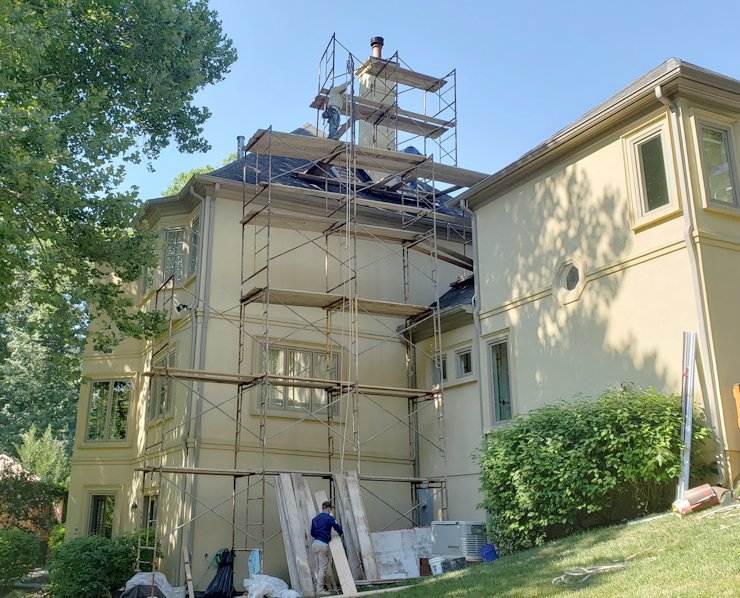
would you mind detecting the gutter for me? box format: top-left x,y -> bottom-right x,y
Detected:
458,199 -> 486,438
656,85 -> 730,485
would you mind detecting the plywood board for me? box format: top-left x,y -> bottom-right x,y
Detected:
344,472 -> 379,581
315,489 -> 357,595
333,474 -> 364,579
276,474 -> 315,596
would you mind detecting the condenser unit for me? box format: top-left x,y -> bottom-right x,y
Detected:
431,520 -> 487,561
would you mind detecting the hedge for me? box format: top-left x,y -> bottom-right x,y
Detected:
0,529 -> 42,590
478,386 -> 710,554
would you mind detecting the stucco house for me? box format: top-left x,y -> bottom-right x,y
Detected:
66,37 -> 486,590
446,58 -> 740,492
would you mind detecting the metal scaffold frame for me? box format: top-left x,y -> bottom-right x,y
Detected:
134,35 -> 484,589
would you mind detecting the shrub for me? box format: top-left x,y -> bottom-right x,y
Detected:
0,468 -> 60,534
48,524 -> 65,551
478,386 -> 710,554
0,529 -> 42,590
114,529 -> 162,572
48,535 -> 133,598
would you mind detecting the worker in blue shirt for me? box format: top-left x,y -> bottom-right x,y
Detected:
310,500 -> 343,593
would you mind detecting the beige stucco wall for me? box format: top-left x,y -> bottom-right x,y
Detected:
68,183 -> 470,588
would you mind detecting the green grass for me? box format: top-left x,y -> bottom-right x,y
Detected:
376,505 -> 740,597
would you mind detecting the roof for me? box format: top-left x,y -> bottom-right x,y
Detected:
460,59 -> 740,209
207,125 -> 472,219
434,275 -> 474,311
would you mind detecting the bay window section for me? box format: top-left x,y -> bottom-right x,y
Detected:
699,124 -> 737,207
86,380 -> 131,441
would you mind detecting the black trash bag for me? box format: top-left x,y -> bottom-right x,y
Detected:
203,549 -> 237,598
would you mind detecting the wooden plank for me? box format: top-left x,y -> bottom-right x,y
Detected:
291,474 -> 320,588
315,489 -> 358,595
333,473 -> 364,579
278,473 -> 316,596
181,546 -> 195,598
301,479 -> 337,592
356,57 -> 447,92
275,477 -> 301,593
345,471 -> 379,581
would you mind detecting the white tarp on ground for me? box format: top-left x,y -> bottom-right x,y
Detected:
120,572 -> 174,598
371,527 -> 433,579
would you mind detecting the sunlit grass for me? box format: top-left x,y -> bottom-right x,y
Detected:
373,505 -> 740,597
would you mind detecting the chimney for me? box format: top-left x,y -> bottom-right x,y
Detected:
370,36 -> 384,59
236,135 -> 245,158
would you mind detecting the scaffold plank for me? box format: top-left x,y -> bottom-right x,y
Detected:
315,489 -> 358,594
356,57 -> 447,92
243,130 -> 487,188
240,287 -> 430,319
277,474 -> 315,595
340,472 -> 379,580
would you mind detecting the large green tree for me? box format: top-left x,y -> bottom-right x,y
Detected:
0,0 -> 237,351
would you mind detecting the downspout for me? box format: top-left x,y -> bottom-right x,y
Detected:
187,184 -> 218,559
655,85 -> 729,485
458,199 -> 486,439
173,185 -> 206,581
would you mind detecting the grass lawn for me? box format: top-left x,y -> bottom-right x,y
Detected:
373,504 -> 740,598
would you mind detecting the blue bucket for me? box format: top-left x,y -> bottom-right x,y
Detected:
480,544 -> 497,562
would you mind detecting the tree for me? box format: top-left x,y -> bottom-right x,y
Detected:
0,0 -> 237,351
0,292 -> 82,456
162,165 -> 215,196
14,424 -> 71,489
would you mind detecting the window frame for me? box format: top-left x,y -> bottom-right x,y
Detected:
88,493 -> 117,538
692,110 -> 740,213
488,335 -> 513,424
150,349 -> 176,421
85,378 -> 133,442
623,116 -> 680,229
431,354 -> 448,386
260,343 -> 341,418
455,348 -> 473,378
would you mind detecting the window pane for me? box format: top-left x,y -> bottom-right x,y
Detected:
189,219 -> 200,276
87,382 -> 110,440
638,135 -> 670,212
90,495 -> 115,538
701,127 -> 736,204
110,381 -> 130,440
289,350 -> 312,409
163,229 -> 185,283
491,342 -> 512,421
457,350 -> 472,376
265,348 -> 285,409
314,353 -> 338,414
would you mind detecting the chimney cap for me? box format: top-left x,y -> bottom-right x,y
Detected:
370,36 -> 384,48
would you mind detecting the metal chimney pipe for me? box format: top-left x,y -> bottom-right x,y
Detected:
236,135 -> 245,158
370,36 -> 384,58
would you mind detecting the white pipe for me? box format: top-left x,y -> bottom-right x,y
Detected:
458,199 -> 486,438
657,85 -> 729,484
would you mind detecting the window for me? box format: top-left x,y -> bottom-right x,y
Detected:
699,124 -> 737,207
432,354 -> 447,386
264,345 -> 339,415
87,380 -> 131,441
456,348 -> 473,377
624,118 -> 678,225
189,218 -> 200,276
89,494 -> 115,538
150,351 -> 176,420
163,228 -> 186,283
490,339 -> 512,422
142,495 -> 158,532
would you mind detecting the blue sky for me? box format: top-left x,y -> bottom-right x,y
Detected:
123,0 -> 740,199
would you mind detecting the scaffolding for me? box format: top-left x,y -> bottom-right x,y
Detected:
135,35 -> 485,592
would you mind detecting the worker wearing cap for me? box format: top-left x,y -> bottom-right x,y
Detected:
310,500 -> 343,593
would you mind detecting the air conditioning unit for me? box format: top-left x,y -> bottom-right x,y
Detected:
431,520 -> 487,561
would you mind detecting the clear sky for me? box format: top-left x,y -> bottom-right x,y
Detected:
123,0 -> 740,200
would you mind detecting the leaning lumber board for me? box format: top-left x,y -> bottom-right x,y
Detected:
275,477 -> 301,592
291,474 -> 319,583
333,473 -> 364,579
302,479 -> 337,592
279,474 -> 316,596
346,471 -> 379,580
316,490 -> 358,595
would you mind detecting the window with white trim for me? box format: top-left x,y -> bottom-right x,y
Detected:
432,354 -> 447,386
163,228 -> 186,283
89,494 -> 116,538
489,339 -> 512,422
263,345 -> 339,416
189,218 -> 200,276
698,123 -> 738,207
86,380 -> 131,441
456,348 -> 473,377
624,118 -> 678,225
